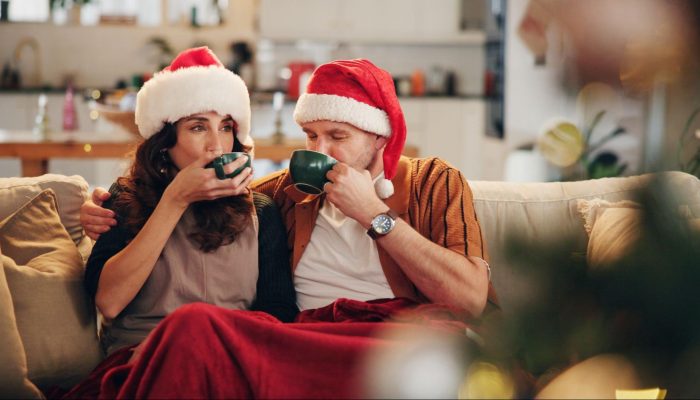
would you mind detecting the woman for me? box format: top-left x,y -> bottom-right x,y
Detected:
60,47 -> 297,398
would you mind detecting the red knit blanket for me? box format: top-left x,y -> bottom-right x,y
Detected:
60,298 -> 473,399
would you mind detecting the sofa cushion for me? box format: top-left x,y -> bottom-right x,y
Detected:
0,189 -> 103,389
577,199 -> 642,268
0,247 -> 43,399
0,174 -> 89,247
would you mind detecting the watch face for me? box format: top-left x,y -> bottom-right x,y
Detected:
372,214 -> 394,234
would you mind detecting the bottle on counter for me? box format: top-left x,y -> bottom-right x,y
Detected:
445,71 -> 457,97
63,81 -> 78,131
33,94 -> 49,140
396,77 -> 412,97
427,66 -> 447,95
411,69 -> 425,97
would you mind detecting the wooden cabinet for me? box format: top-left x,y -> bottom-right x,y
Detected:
337,0 -> 419,40
259,0 -> 337,40
259,0 -> 462,42
400,98 -> 503,180
416,0 -> 461,37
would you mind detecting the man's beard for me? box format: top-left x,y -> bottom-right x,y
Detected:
351,147 -> 379,173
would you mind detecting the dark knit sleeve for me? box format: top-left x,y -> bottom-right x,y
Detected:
84,183 -> 131,300
250,192 -> 299,322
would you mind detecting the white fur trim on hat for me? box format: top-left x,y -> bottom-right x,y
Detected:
293,93 -> 391,137
135,65 -> 252,146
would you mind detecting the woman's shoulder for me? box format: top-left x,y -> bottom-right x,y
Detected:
250,169 -> 291,198
103,178 -> 131,213
252,191 -> 277,213
252,192 -> 286,226
107,180 -> 126,198
251,192 -> 286,240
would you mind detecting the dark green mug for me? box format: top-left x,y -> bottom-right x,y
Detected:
206,152 -> 251,180
289,149 -> 338,194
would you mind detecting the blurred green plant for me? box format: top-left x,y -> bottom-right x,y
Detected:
147,37 -> 175,71
479,177 -> 700,398
677,106 -> 700,178
580,111 -> 627,179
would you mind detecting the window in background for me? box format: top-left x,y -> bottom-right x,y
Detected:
8,0 -> 50,22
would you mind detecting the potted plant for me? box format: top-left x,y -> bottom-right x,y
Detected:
677,106 -> 700,178
538,111 -> 627,180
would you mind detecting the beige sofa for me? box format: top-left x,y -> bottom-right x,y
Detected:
471,171 -> 700,313
1,171 -> 699,397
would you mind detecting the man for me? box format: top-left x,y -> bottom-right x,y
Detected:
81,59 -> 496,316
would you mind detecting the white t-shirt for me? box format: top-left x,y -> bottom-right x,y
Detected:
294,199 -> 395,311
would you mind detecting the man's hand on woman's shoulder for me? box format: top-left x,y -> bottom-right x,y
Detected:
81,187 -> 117,240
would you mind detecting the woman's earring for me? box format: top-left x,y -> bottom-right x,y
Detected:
159,149 -> 168,174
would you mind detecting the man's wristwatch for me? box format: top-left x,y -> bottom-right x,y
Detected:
367,209 -> 399,240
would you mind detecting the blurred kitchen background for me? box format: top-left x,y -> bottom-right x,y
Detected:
0,0 -> 698,188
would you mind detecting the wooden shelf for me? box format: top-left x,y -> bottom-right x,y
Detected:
261,31 -> 486,46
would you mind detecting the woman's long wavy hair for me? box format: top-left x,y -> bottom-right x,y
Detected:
112,121 -> 253,253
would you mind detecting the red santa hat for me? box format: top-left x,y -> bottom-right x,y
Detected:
135,46 -> 252,147
293,59 -> 406,199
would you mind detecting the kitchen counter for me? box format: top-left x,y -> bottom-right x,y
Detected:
0,130 -> 418,177
0,129 -> 136,177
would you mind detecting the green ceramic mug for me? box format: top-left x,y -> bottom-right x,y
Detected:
289,149 -> 338,194
206,152 -> 251,180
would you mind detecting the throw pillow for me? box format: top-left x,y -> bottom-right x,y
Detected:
0,189 -> 103,390
536,354 -> 641,399
0,246 -> 43,399
577,199 -> 642,268
0,174 -> 89,246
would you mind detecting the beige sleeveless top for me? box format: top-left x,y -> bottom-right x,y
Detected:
103,209 -> 259,354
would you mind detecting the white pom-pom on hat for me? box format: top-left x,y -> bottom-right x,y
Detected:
374,178 -> 395,199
